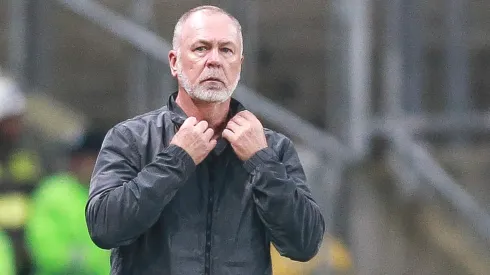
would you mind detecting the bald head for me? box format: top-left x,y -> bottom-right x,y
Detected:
172,6 -> 243,55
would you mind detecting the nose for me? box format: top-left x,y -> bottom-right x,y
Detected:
206,48 -> 221,67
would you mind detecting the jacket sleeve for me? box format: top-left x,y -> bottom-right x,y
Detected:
243,137 -> 325,262
86,125 -> 196,249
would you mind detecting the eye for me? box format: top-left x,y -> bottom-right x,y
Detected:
221,47 -> 233,54
194,46 -> 207,52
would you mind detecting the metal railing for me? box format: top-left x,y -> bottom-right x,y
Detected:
386,126 -> 490,247
371,111 -> 490,136
374,0 -> 490,249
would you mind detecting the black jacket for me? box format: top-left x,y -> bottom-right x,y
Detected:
86,93 -> 325,275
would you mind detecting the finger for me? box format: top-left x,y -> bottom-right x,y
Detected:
226,121 -> 240,133
239,111 -> 262,127
232,115 -> 248,126
195,120 -> 209,132
208,139 -> 217,150
182,117 -> 198,128
222,129 -> 235,142
238,110 -> 256,120
203,128 -> 214,141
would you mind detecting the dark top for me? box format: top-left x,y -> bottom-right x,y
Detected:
86,93 -> 325,275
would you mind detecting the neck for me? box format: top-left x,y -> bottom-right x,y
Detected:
175,90 -> 231,135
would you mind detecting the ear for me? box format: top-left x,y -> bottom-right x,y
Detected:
168,50 -> 178,77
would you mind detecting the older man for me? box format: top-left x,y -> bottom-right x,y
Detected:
86,5 -> 325,275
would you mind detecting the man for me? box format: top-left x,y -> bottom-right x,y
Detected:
0,74 -> 43,275
26,130 -> 110,275
86,5 -> 325,275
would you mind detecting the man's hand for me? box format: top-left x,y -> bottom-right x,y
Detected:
170,117 -> 217,164
222,111 -> 268,161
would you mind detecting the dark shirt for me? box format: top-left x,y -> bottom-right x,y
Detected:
86,93 -> 325,275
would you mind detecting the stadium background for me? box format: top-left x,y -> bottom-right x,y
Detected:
1,0 -> 490,274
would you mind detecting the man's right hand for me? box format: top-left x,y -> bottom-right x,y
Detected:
170,117 -> 217,165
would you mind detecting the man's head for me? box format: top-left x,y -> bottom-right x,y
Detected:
70,130 -> 105,184
0,76 -> 26,143
169,6 -> 244,103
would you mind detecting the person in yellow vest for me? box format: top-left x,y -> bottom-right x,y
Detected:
0,74 -> 43,275
26,130 -> 111,275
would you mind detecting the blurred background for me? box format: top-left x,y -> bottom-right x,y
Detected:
1,0 -> 490,274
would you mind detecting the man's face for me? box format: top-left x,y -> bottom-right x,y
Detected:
0,115 -> 24,143
170,11 -> 243,103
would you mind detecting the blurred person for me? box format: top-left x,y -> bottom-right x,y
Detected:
0,74 -> 43,275
26,130 -> 110,275
0,75 -> 41,184
86,5 -> 325,275
0,229 -> 16,275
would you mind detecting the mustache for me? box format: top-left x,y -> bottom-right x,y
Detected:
199,70 -> 226,82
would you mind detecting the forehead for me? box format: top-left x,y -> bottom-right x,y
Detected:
180,11 -> 240,45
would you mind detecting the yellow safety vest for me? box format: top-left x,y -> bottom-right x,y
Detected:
0,149 -> 41,229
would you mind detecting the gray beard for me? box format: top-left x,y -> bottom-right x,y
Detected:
176,62 -> 240,103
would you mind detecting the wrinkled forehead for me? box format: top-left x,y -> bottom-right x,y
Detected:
180,11 -> 241,47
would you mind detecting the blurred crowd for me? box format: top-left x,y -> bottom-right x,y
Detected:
0,71 -> 111,275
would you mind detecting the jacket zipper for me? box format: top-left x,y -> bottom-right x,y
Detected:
205,163 -> 215,275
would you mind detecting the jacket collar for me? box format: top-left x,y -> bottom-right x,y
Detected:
167,92 -> 246,126
167,92 -> 246,156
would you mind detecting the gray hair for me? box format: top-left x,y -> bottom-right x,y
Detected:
172,6 -> 243,55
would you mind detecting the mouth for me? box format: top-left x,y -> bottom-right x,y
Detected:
201,77 -> 224,84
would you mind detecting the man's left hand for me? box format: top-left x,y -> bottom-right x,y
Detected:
222,111 -> 268,161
